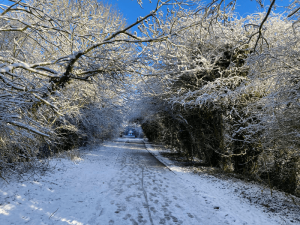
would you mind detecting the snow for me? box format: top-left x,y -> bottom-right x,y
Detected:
145,142 -> 300,225
8,121 -> 50,137
0,138 -> 298,225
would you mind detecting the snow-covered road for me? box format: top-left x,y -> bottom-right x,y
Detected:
0,138 -> 295,224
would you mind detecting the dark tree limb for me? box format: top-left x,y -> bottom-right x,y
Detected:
253,0 -> 276,52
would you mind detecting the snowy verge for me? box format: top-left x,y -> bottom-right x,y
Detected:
0,141 -> 123,225
144,140 -> 300,224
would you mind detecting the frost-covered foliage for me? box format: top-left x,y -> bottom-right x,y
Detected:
1,0 -> 300,195
130,3 -> 300,195
0,0 -> 200,177
0,0 -> 131,174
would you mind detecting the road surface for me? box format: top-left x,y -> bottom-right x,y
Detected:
0,138 -> 289,224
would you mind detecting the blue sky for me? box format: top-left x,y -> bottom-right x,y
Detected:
1,0 -> 291,26
107,0 -> 291,26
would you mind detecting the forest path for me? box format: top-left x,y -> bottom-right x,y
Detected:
88,138 -> 206,225
0,139 -> 288,225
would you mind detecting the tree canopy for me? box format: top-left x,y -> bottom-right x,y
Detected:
1,0 -> 300,195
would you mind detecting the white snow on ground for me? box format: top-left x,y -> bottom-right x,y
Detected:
145,142 -> 300,225
0,138 -> 298,225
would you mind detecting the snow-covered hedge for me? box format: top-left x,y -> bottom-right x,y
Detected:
133,9 -> 300,196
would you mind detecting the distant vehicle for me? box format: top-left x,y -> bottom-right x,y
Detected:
123,126 -> 141,138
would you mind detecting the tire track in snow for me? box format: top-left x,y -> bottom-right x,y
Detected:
141,166 -> 154,225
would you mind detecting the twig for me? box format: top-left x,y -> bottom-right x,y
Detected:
49,208 -> 59,219
288,7 -> 300,18
0,173 -> 9,184
253,0 -> 276,51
